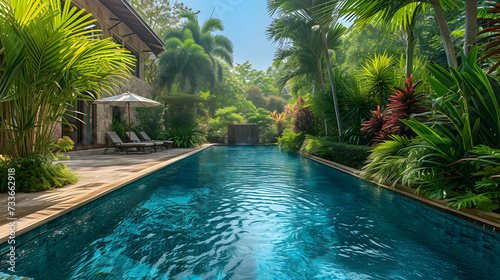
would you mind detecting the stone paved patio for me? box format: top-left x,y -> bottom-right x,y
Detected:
0,145 -> 212,242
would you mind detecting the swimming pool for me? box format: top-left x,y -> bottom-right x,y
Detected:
1,146 -> 499,279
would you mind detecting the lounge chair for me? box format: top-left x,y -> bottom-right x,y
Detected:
126,131 -> 164,152
104,131 -> 153,154
139,131 -> 174,150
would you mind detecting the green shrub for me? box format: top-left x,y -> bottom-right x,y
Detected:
0,136 -> 78,192
246,108 -> 275,132
0,157 -> 78,192
165,109 -> 195,130
169,124 -> 204,148
277,131 -> 305,152
261,126 -> 278,143
135,105 -> 164,139
110,119 -> 137,140
301,136 -> 370,169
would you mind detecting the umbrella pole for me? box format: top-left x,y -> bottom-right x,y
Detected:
128,102 -> 131,131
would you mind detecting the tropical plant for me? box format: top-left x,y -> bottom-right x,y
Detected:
427,46 -> 500,149
268,13 -> 345,92
206,106 -> 245,142
359,53 -> 398,104
360,75 -> 428,142
338,0 -> 459,69
362,134 -> 413,186
344,1 -> 423,77
165,109 -> 196,130
0,0 -> 133,159
268,0 -> 346,137
477,3 -> 500,73
0,136 -> 77,192
360,105 -> 391,144
135,105 -> 165,140
277,130 -> 305,152
292,97 -> 318,135
363,47 -> 500,211
306,67 -> 345,136
340,75 -> 375,127
156,31 -> 215,95
110,120 -> 136,141
385,75 -> 428,136
165,13 -> 233,81
168,123 -> 203,148
272,110 -> 288,136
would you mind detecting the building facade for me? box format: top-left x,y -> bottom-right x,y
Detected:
52,0 -> 164,146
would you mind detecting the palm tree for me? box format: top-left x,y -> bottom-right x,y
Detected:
268,13 -> 345,135
333,0 -> 460,69
157,31 -> 215,95
156,30 -> 215,115
268,0 -> 346,137
0,0 -> 133,159
165,13 -> 233,81
268,14 -> 345,91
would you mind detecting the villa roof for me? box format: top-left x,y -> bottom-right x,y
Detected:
99,0 -> 165,55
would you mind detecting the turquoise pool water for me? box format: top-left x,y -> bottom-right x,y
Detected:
1,146 -> 499,279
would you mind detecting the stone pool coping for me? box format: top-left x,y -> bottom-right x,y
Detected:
301,153 -> 500,235
0,144 -> 214,244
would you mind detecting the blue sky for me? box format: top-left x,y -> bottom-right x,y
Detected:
181,1 -> 351,71
181,0 -> 277,71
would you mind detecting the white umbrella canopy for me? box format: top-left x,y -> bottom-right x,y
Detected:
93,91 -> 161,128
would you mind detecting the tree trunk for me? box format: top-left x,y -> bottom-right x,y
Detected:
464,0 -> 477,56
321,30 -> 342,138
317,57 -> 325,91
405,27 -> 416,78
432,1 -> 458,69
404,4 -> 421,78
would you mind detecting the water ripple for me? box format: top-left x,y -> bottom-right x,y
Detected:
4,146 -> 500,279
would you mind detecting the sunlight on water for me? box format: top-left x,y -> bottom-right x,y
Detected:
2,146 -> 499,279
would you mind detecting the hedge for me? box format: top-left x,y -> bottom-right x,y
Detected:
300,136 -> 370,169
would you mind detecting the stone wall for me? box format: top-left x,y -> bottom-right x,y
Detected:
95,76 -> 157,144
50,123 -> 63,141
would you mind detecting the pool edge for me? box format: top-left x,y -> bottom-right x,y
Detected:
0,144 -> 214,245
300,152 -> 500,235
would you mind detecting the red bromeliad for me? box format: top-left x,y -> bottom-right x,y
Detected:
385,75 -> 427,136
361,75 -> 428,144
361,105 -> 392,143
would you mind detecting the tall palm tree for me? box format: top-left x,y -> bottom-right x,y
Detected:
165,13 -> 233,81
268,14 -> 345,91
156,30 -> 215,95
0,0 -> 133,158
268,0 -> 346,137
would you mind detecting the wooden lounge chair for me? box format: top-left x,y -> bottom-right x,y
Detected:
139,131 -> 174,150
104,131 -> 153,154
126,131 -> 164,152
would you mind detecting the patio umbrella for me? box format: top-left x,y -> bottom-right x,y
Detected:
93,91 -> 161,128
